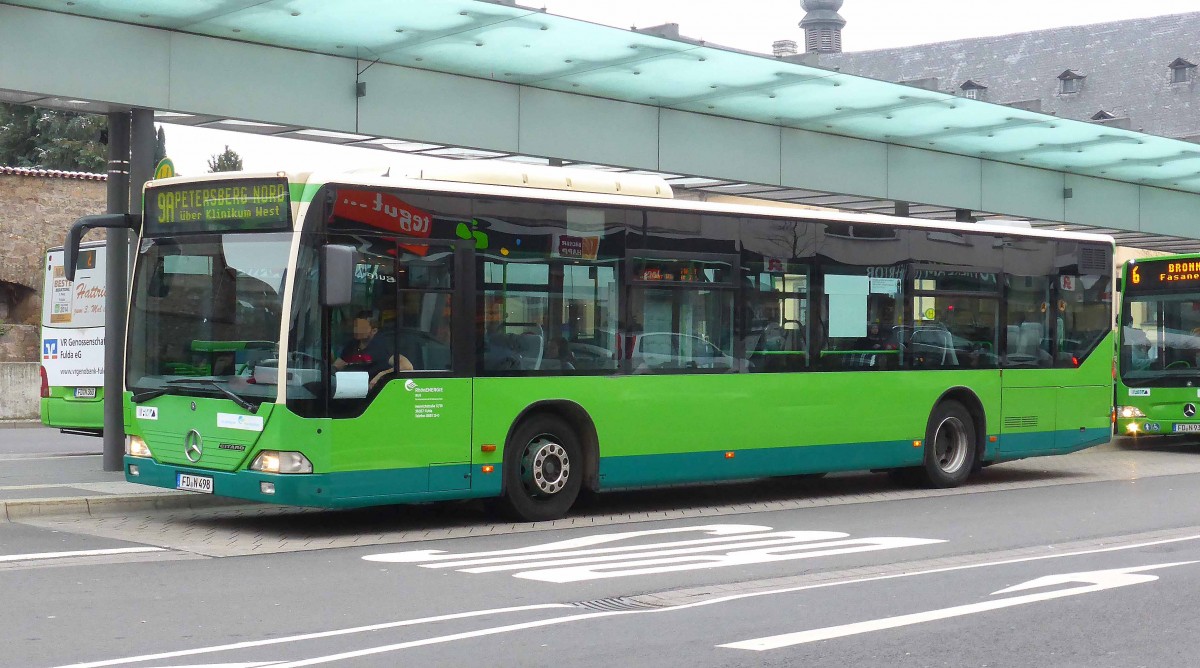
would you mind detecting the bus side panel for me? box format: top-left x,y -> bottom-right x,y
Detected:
325,377 -> 475,500
1056,384 -> 1113,452
999,342 -> 1113,458
473,371 -> 1001,490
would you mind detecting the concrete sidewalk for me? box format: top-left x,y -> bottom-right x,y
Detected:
0,424 -> 241,522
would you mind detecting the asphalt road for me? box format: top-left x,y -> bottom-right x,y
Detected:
0,425 -> 102,458
4,437 -> 1200,667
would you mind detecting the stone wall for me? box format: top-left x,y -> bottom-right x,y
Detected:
0,169 -> 106,363
0,362 -> 39,420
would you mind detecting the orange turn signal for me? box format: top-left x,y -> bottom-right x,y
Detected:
481,465 -> 495,474
480,444 -> 496,453
725,451 -> 736,459
912,440 -> 922,448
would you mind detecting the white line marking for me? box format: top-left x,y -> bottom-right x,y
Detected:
0,547 -> 164,562
49,604 -> 573,668
144,663 -> 280,667
60,532 -> 1200,668
720,562 -> 1198,650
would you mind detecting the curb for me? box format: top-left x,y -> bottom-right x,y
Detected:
2,492 -> 249,522
0,420 -> 42,429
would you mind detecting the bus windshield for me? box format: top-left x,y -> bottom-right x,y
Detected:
126,232 -> 291,402
1121,292 -> 1200,386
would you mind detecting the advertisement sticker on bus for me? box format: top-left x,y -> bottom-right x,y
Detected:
333,189 -> 434,256
41,247 -> 106,388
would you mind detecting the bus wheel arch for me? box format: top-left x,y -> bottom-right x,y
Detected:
935,387 -> 987,469
500,401 -> 598,521
918,388 -> 985,486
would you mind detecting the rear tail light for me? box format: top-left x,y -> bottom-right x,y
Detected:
39,366 -> 49,398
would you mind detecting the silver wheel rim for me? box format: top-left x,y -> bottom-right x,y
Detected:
522,436 -> 570,496
933,416 -> 969,474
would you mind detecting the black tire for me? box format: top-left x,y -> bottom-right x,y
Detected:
500,414 -> 583,522
790,472 -> 828,480
918,401 -> 977,488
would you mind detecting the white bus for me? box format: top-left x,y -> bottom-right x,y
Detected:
40,240 -> 106,434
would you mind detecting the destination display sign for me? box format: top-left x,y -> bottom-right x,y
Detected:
1126,258 -> 1200,293
143,178 -> 291,235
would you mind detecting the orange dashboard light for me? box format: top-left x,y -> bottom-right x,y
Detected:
724,451 -> 736,459
480,444 -> 497,453
912,440 -> 922,448
481,465 -> 495,474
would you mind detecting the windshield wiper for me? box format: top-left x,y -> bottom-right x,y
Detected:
131,387 -> 171,403
166,377 -> 260,413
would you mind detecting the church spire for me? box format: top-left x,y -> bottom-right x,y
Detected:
800,0 -> 846,54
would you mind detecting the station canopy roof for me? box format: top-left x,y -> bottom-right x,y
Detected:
6,0 -> 1200,251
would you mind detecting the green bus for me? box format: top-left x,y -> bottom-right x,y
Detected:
66,168 -> 1116,521
1116,254 -> 1200,437
40,241 -> 106,434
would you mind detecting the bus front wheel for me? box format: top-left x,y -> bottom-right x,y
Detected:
918,401 -> 977,488
501,414 -> 583,522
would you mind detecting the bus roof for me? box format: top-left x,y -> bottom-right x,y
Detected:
145,168 -> 1114,247
45,239 -> 106,254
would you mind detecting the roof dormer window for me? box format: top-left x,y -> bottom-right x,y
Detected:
1058,69 -> 1085,95
959,79 -> 988,101
1169,58 -> 1196,84
1091,110 -> 1116,121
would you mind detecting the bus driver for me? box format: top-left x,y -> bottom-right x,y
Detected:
334,311 -> 413,387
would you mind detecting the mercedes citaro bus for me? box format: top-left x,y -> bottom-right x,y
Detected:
63,165 -> 1115,521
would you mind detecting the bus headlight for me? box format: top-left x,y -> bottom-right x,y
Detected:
250,451 -> 313,474
1117,406 -> 1146,419
126,435 -> 152,458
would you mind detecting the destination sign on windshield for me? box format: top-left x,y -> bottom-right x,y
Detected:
144,178 -> 291,235
1126,258 -> 1200,293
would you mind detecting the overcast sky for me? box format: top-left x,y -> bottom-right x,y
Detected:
161,0 -> 1200,175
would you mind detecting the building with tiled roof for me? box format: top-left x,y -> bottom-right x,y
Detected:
799,9 -> 1200,143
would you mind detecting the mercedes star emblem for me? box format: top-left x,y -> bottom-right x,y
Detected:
184,429 -> 203,463
1186,404 -> 1197,418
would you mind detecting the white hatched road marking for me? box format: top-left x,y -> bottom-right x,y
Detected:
55,534 -> 1200,668
363,524 -> 945,582
720,562 -> 1199,650
0,547 -> 164,562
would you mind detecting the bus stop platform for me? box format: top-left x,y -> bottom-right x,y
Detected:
0,423 -> 241,522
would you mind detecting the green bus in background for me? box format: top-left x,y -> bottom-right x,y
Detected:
40,241 -> 106,435
66,167 -> 1116,521
1116,255 -> 1200,437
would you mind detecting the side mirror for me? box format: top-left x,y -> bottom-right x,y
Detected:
64,213 -> 140,281
321,245 -> 355,307
1115,276 -> 1123,293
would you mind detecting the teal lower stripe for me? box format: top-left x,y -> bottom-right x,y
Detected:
996,428 -> 1111,460
125,429 -> 1110,507
598,439 -> 921,489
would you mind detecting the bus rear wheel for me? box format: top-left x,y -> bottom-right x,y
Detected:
501,414 -> 583,522
918,400 -> 977,488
